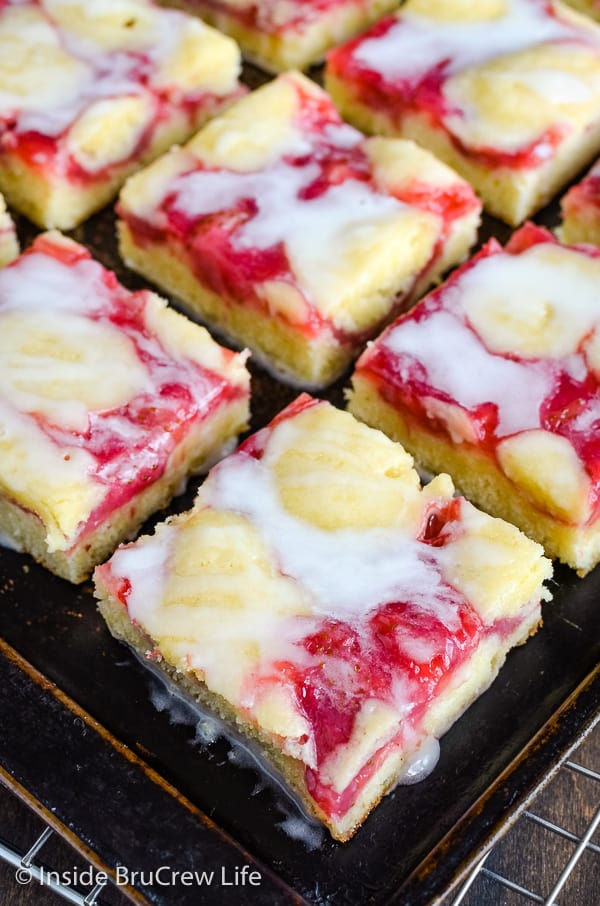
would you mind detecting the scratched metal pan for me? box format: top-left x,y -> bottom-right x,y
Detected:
0,61 -> 599,906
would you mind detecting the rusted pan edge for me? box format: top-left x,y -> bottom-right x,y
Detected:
0,636 -> 308,906
395,663 -> 600,906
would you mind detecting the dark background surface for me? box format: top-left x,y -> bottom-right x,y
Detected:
0,723 -> 598,905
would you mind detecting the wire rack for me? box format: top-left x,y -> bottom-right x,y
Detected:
0,826 -> 109,905
0,750 -> 598,905
449,758 -> 600,906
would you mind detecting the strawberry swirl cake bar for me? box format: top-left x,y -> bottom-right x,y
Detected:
326,0 -> 600,225
0,0 -> 245,229
95,395 -> 552,841
157,0 -> 398,72
0,231 -> 250,583
117,71 -> 481,388
560,156 -> 600,244
0,192 -> 18,267
349,223 -> 600,575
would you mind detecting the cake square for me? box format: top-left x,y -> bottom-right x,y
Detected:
0,0 -> 245,230
117,71 -> 481,388
0,192 -> 18,268
0,231 -> 250,583
158,0 -> 399,72
94,394 -> 552,842
348,222 -> 600,575
560,156 -> 600,243
325,0 -> 600,226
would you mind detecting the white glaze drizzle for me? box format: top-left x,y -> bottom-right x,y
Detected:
112,406 -> 467,727
0,250 -> 112,314
136,611 -> 441,831
0,248 -> 225,427
0,240 -> 239,549
202,448 -> 461,629
138,651 -> 323,831
168,156 -> 413,312
0,251 -> 145,434
395,734 -> 440,786
0,0 -> 234,138
571,396 -> 600,433
384,308 -> 553,436
382,240 -> 600,438
275,815 -> 323,852
352,0 -> 595,84
511,68 -> 596,104
104,399 -> 550,806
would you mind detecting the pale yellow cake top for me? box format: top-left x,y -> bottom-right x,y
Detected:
120,72 -> 479,332
375,231 -> 600,525
350,0 -> 600,155
0,193 -> 18,268
0,0 -> 241,172
103,398 -> 551,729
0,231 -> 249,552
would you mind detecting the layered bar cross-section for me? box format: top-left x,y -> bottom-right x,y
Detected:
349,223 -> 600,575
118,72 -> 481,387
0,232 -> 250,582
95,395 -> 552,841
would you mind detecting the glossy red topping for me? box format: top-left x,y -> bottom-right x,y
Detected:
120,76 -> 479,342
8,235 -> 245,545
189,0 -> 369,34
298,591 -> 481,816
0,1 -> 244,186
354,224 -> 600,523
561,163 -> 600,220
243,571 -> 482,820
418,497 -> 462,547
326,4 -> 590,170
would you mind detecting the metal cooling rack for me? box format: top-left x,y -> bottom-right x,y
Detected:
450,759 -> 600,906
0,826 -> 111,905
0,752 -> 598,905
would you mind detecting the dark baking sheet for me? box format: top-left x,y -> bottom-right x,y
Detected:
1,63 -> 599,906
